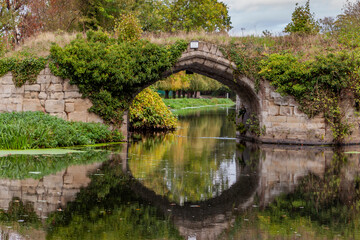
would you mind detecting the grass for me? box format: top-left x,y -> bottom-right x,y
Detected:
0,111 -> 124,150
3,30 -> 341,62
162,98 -> 234,110
5,31 -> 77,57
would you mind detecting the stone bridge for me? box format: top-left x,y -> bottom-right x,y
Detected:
0,41 -> 359,145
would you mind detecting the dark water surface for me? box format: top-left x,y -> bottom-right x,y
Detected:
1,106 -> 360,239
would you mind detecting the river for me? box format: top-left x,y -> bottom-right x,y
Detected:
0,106 -> 360,239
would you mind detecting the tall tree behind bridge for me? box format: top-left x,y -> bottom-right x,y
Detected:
78,0 -> 232,33
162,0 -> 232,32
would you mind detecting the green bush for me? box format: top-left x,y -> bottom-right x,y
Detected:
259,51 -> 360,142
50,30 -> 188,127
129,88 -> 177,130
0,112 -> 123,149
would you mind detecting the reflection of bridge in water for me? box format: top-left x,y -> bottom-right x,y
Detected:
0,144 -> 359,240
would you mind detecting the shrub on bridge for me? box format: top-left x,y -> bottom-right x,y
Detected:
258,51 -> 360,142
49,30 -> 188,127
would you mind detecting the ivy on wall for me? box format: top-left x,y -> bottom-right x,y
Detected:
225,44 -> 360,143
49,30 -> 188,127
0,56 -> 47,87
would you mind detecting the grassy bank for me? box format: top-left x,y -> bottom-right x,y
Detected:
162,98 -> 234,110
0,112 -> 123,150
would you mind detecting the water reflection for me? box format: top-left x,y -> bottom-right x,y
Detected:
127,107 -> 238,204
0,107 -> 360,239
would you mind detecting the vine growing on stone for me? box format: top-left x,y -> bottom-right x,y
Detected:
49,30 -> 188,127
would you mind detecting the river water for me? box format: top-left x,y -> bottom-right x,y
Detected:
0,106 -> 360,239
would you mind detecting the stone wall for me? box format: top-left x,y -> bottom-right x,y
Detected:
257,81 -> 360,145
0,67 -> 128,136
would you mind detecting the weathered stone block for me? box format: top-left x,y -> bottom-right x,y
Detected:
50,92 -> 64,100
31,92 -> 39,99
286,116 -> 307,123
50,76 -> 62,84
45,100 -> 65,113
266,116 -> 287,123
40,83 -> 50,91
0,92 -> 11,98
63,80 -> 79,91
294,106 -> 306,117
0,85 -> 16,94
64,175 -> 73,184
74,99 -> 92,112
65,92 -> 82,99
24,84 -> 40,91
38,92 -> 47,99
0,104 -> 6,111
269,105 -> 280,116
274,96 -> 290,106
280,106 -> 293,116
50,112 -> 67,120
37,75 -> 49,84
65,103 -> 74,113
23,99 -> 43,111
87,113 -> 103,123
68,112 -> 87,122
0,75 -> 14,85
47,84 -> 63,92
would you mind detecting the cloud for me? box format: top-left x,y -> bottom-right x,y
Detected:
222,0 -> 357,35
223,0 -> 346,11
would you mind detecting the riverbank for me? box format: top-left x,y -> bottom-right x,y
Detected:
0,112 -> 123,150
162,98 -> 234,110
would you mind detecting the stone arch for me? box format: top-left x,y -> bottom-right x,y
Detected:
133,41 -> 261,122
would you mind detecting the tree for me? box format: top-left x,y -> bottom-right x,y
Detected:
335,0 -> 360,47
163,0 -> 232,32
114,12 -> 142,42
0,0 -> 27,45
284,0 -> 319,35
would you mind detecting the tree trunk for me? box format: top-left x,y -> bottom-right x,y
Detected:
165,90 -> 169,99
172,91 -> 176,99
178,90 -> 182,98
182,91 -> 186,98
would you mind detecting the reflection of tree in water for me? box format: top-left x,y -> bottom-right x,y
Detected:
128,107 -> 238,204
221,150 -> 360,240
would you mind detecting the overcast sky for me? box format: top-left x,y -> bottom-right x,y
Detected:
222,0 -> 357,36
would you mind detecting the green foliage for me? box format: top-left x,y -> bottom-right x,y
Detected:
129,88 -> 177,130
225,42 -> 264,92
335,1 -> 360,47
0,150 -> 109,179
50,30 -> 188,126
259,51 -> 360,143
163,0 -> 232,32
0,112 -> 123,150
115,13 -> 142,42
245,113 -> 265,137
0,55 -> 47,87
284,0 -> 320,35
163,98 -> 234,110
0,198 -> 40,226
